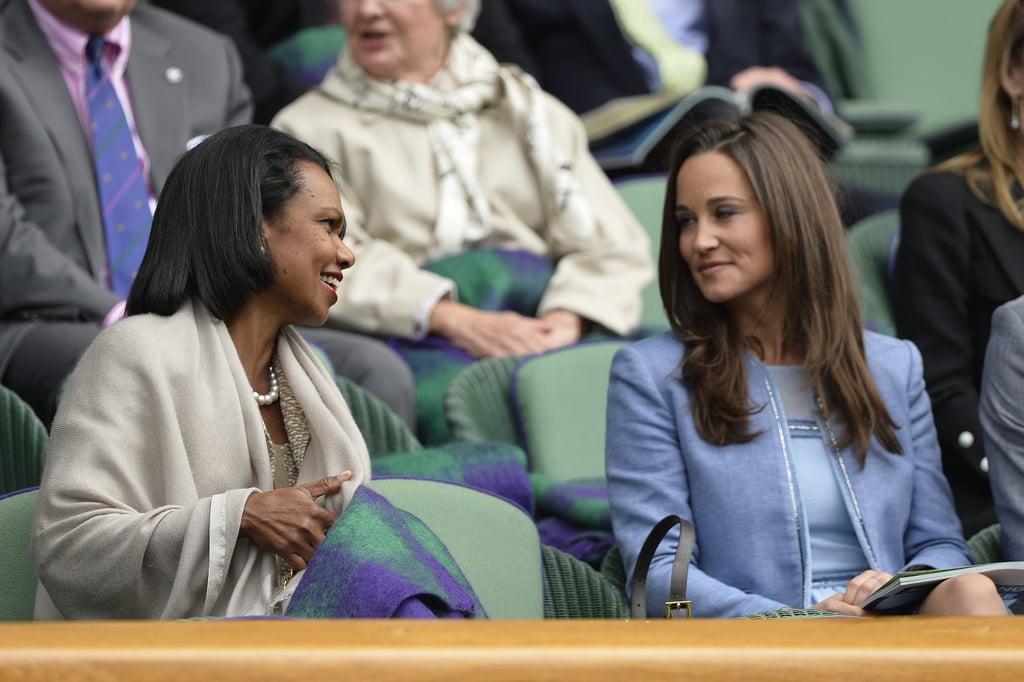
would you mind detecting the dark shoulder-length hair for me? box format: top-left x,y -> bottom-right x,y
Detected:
126,124 -> 334,320
659,111 -> 901,463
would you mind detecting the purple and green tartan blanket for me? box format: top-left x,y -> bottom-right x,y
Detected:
389,248 -> 554,446
373,442 -> 614,568
286,485 -> 487,619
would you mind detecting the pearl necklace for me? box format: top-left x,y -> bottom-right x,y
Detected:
253,363 -> 280,406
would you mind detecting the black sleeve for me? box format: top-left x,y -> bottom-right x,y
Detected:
891,173 -> 992,529
472,0 -> 541,78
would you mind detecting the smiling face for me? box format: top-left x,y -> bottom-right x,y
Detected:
674,151 -> 776,322
340,0 -> 464,83
261,161 -> 354,328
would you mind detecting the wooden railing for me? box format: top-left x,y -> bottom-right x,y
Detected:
1,617 -> 1022,681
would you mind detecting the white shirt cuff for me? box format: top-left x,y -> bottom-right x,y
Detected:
411,281 -> 456,340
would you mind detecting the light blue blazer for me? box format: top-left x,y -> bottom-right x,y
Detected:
606,331 -> 971,618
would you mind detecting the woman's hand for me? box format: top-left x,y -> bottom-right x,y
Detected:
811,570 -> 893,617
540,309 -> 586,349
239,472 -> 351,571
430,301 -> 584,358
430,301 -> 549,356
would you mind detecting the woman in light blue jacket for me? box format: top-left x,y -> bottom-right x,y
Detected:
606,112 -> 1009,618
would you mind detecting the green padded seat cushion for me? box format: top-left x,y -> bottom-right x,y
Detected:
510,341 -> 629,482
0,488 -> 39,621
0,384 -> 48,495
286,484 -> 486,619
613,174 -> 670,331
443,355 -> 524,446
968,523 -> 1003,565
335,375 -> 421,458
846,209 -> 899,337
370,477 -> 544,619
542,544 -> 629,619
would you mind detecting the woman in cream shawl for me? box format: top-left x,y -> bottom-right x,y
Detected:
273,0 -> 653,442
31,125 -> 372,619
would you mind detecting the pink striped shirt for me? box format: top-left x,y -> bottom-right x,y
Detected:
28,0 -> 155,204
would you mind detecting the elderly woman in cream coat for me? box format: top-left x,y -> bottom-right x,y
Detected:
272,0 -> 652,357
31,126 -> 371,619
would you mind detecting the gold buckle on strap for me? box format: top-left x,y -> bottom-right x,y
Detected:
665,600 -> 692,619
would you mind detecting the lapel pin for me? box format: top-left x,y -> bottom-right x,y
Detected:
164,67 -> 183,84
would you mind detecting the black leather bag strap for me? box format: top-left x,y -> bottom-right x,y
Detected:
629,515 -> 694,619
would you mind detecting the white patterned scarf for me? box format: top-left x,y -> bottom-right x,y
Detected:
319,33 -> 595,258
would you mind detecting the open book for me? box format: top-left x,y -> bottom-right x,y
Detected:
584,84 -> 853,176
860,561 -> 1024,614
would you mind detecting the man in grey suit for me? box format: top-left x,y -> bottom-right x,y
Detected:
0,0 -> 415,428
980,295 -> 1024,562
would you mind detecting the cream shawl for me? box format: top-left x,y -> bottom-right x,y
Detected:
31,300 -> 371,619
320,33 -> 595,259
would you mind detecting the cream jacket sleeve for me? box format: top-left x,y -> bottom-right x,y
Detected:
534,93 -> 653,335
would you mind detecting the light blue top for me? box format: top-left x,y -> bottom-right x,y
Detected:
769,365 -> 868,601
606,331 -> 971,618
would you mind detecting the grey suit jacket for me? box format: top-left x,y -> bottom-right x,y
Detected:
980,295 -> 1024,562
0,0 -> 252,372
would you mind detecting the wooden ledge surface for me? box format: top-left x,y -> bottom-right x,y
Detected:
1,617 -> 1022,681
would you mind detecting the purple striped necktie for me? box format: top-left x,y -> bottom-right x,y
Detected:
85,37 -> 152,297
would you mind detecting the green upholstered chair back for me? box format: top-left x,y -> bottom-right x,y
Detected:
370,477 -> 543,619
799,0 -> 931,196
444,355 -> 524,446
846,209 -> 899,337
511,341 -> 629,482
613,174 -> 669,331
0,384 -> 47,496
0,487 -> 38,621
800,0 -> 997,191
799,0 -> 868,101
845,0 -> 999,142
308,342 -> 420,457
541,544 -> 629,618
335,375 -> 421,458
968,523 -> 1003,565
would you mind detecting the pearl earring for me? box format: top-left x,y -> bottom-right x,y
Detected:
1012,98 -> 1021,131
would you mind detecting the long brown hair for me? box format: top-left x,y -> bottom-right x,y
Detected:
659,112 -> 901,464
937,0 -> 1024,230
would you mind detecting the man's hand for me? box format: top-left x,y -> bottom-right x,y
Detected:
730,66 -> 812,102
